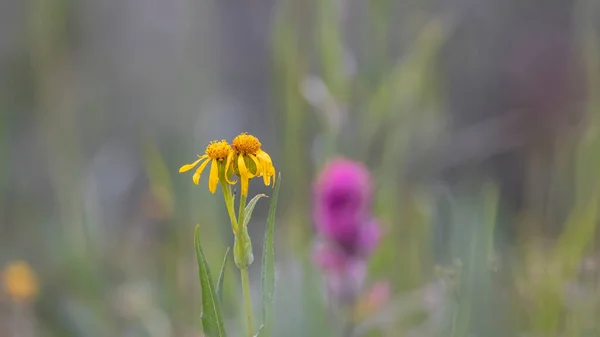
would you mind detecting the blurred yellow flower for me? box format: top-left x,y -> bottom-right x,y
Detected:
231,133 -> 276,196
1,260 -> 39,302
179,140 -> 236,193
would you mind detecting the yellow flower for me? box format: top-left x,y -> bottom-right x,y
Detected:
231,133 -> 276,196
179,140 -> 236,193
1,260 -> 39,303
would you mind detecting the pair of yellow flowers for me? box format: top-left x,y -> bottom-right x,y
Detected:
179,133 -> 276,196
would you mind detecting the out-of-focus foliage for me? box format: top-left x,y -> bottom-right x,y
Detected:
1,0 -> 600,336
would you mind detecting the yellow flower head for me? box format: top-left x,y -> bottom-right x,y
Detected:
231,133 -> 276,196
179,140 -> 236,193
1,261 -> 39,303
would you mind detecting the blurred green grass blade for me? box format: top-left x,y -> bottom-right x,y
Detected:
194,226 -> 227,337
254,325 -> 264,337
363,19 -> 448,141
553,194 -> 599,277
483,183 -> 499,260
316,0 -> 345,99
243,194 -> 268,228
216,247 -> 230,303
259,173 -> 281,337
529,194 -> 598,333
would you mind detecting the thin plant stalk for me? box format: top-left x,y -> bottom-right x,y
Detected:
236,193 -> 256,335
221,182 -> 255,336
240,267 -> 255,336
221,182 -> 238,233
238,194 -> 248,230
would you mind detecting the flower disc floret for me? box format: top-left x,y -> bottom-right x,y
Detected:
179,139 -> 235,193
231,133 -> 276,196
206,140 -> 231,160
232,133 -> 262,154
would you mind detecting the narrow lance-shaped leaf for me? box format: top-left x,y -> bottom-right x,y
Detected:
243,194 -> 268,228
259,173 -> 281,337
194,226 -> 227,337
216,247 -> 231,303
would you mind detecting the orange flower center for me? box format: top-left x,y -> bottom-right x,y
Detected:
205,140 -> 231,160
232,133 -> 261,154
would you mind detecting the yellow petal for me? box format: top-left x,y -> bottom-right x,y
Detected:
264,172 -> 272,186
256,150 -> 275,186
255,150 -> 273,166
254,155 -> 270,185
249,154 -> 262,176
179,156 -> 206,173
238,155 -> 250,196
224,151 -> 237,184
208,159 -> 219,194
192,158 -> 211,184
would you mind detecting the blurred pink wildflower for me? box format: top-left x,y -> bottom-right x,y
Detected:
312,157 -> 381,302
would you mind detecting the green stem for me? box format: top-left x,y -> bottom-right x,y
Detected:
220,182 -> 238,233
237,193 -> 255,335
240,267 -> 255,336
233,191 -> 254,335
237,194 -> 248,230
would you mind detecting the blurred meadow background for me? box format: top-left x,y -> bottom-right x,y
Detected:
2,0 -> 600,336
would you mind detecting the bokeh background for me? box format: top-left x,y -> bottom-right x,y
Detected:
1,0 -> 600,336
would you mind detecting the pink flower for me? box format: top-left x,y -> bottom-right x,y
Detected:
312,241 -> 367,302
313,157 -> 376,254
356,219 -> 381,256
312,157 -> 382,302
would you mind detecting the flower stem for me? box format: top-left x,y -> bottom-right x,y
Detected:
236,192 -> 254,335
240,267 -> 255,336
220,183 -> 238,233
237,194 -> 248,230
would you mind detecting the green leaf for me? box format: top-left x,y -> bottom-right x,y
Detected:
216,247 -> 230,303
243,194 -> 268,228
259,173 -> 281,337
194,226 -> 227,337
